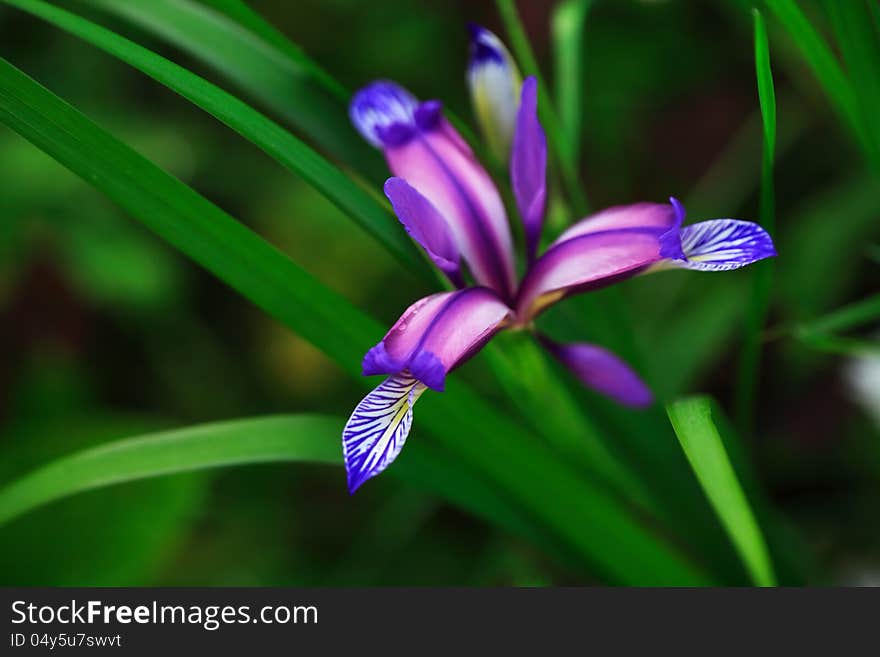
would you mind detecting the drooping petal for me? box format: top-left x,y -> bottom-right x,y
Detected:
350,80 -> 516,299
384,177 -> 462,285
554,198 -> 685,245
515,228 -> 667,320
540,337 -> 653,407
467,23 -> 522,161
663,219 -> 777,271
511,76 -> 547,262
362,287 -> 512,391
343,373 -> 427,493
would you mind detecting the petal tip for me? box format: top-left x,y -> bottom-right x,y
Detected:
409,349 -> 447,391
350,80 -> 419,148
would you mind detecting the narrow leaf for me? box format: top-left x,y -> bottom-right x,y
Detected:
667,397 -> 777,587
0,416 -> 340,527
799,293 -> 880,335
735,8 -> 777,433
551,0 -> 593,163
5,0 -> 430,280
823,0 -> 880,167
765,0 -> 873,163
80,0 -> 374,172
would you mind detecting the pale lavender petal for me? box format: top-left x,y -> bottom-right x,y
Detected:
669,219 -> 777,271
511,76 -> 547,262
540,337 -> 653,407
384,115 -> 517,300
363,288 -> 512,391
384,177 -> 462,285
350,80 -> 419,148
343,373 -> 427,493
515,228 -> 666,320
554,198 -> 685,245
467,23 -> 522,161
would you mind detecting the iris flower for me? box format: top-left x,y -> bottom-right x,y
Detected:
342,26 -> 776,493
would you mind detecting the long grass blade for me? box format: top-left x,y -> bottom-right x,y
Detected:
0,416 -> 340,527
667,396 -> 777,586
797,293 -> 880,335
735,8 -> 777,433
764,0 -> 873,165
80,0 -> 374,172
5,0 -> 430,280
551,0 -> 593,166
0,56 -> 711,584
823,0 -> 880,167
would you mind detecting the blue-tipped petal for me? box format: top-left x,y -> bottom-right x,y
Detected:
361,288 -> 513,391
674,219 -> 777,271
350,80 -> 419,148
343,374 -> 427,493
467,23 -> 521,160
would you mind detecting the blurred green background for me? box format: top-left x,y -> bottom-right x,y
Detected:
0,0 -> 878,585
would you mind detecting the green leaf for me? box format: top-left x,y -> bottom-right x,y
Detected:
551,0 -> 593,165
764,0 -> 873,165
798,292 -> 880,335
667,396 -> 777,587
823,0 -> 880,166
4,0 -> 430,280
0,56 -> 711,584
80,0 -> 376,173
0,415 -> 339,528
735,8 -> 777,433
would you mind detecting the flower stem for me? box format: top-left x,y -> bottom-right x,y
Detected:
735,9 -> 777,435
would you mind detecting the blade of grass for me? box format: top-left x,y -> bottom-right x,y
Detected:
4,0 -> 430,281
495,0 -> 587,214
735,8 -> 777,434
0,415 -> 340,527
551,0 -> 593,166
194,0 -> 347,99
798,293 -> 880,335
79,0 -> 374,172
79,0 -> 486,174
0,56 -> 711,584
667,396 -> 777,586
823,0 -> 880,167
764,0 -> 874,166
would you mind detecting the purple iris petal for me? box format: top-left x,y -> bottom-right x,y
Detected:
350,79 -> 516,300
554,199 -> 685,245
540,337 -> 653,407
511,76 -> 547,262
384,177 -> 462,285
672,219 -> 777,270
343,373 -> 426,493
363,288 -> 512,391
384,116 -> 517,300
515,227 -> 666,321
350,80 -> 419,148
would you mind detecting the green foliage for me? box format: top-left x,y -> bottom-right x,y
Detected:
667,397 -> 776,586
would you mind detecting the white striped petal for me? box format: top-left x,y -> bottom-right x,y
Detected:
342,374 -> 427,493
673,219 -> 776,271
